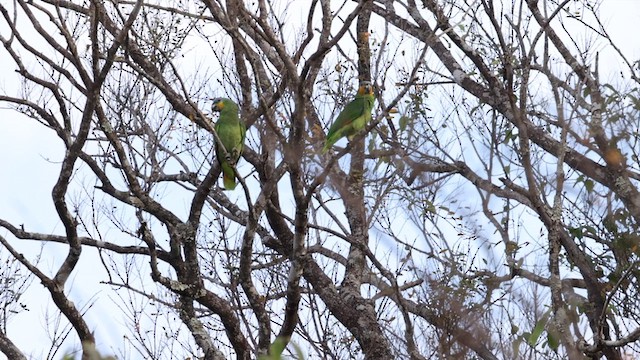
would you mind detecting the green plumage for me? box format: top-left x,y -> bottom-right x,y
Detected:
322,83 -> 375,153
212,98 -> 246,190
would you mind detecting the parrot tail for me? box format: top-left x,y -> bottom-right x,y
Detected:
322,135 -> 337,153
323,128 -> 346,153
221,164 -> 237,190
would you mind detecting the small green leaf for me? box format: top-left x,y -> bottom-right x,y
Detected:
527,310 -> 551,347
399,115 -> 410,131
270,337 -> 287,356
423,200 -> 437,214
547,331 -> 559,351
527,321 -> 545,346
568,227 -> 583,239
584,179 -> 594,192
512,336 -> 522,358
259,337 -> 287,360
503,128 -> 513,144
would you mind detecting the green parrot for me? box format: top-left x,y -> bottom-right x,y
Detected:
322,82 -> 375,153
211,98 -> 246,190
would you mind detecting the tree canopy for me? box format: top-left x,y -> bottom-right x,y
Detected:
2,1 -> 640,359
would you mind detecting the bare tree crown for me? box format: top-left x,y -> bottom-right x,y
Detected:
1,1 -> 640,359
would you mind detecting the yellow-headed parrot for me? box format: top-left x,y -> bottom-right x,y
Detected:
211,98 -> 246,190
322,82 -> 375,153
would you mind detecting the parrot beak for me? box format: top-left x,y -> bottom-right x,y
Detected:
358,81 -> 374,95
210,98 -> 223,112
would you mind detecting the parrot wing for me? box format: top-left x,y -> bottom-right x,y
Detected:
322,97 -> 367,153
215,111 -> 245,190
